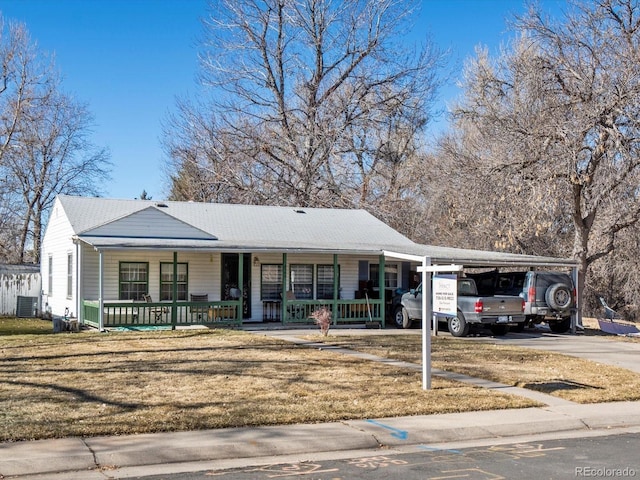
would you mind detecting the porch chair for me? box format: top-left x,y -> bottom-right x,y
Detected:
190,293 -> 209,320
143,294 -> 168,321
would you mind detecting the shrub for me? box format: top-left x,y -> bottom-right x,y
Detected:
310,306 -> 332,336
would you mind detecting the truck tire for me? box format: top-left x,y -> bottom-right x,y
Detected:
490,324 -> 509,336
549,317 -> 571,333
393,306 -> 412,329
448,312 -> 469,337
546,283 -> 572,310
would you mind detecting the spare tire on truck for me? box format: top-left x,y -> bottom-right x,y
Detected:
545,283 -> 572,310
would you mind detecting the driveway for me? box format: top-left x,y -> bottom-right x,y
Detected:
487,329 -> 640,374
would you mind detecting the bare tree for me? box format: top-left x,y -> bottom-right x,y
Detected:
163,0 -> 442,221
428,113 -> 573,257
0,16 -> 111,263
445,0 -> 640,315
6,93 -> 110,263
0,18 -> 50,165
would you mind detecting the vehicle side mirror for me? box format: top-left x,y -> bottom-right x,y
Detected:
410,288 -> 416,296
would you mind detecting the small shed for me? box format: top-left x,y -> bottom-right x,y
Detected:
0,264 -> 42,317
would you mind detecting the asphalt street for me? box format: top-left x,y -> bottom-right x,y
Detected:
123,430 -> 640,480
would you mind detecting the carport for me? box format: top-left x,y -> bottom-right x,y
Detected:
382,244 -> 579,390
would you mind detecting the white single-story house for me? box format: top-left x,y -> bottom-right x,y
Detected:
40,195 -> 578,330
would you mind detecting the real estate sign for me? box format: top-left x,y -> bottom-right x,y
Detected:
432,274 -> 457,317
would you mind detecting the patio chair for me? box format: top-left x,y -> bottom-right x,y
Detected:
599,297 -> 621,320
143,294 -> 168,321
597,296 -> 640,335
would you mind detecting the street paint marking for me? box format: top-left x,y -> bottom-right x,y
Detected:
418,445 -> 462,454
247,463 -> 340,478
487,443 -> 565,458
347,455 -> 409,469
430,467 -> 505,479
365,419 -> 409,440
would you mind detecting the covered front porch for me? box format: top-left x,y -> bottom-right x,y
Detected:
78,247 -> 390,330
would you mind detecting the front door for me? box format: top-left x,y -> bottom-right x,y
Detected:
221,253 -> 251,319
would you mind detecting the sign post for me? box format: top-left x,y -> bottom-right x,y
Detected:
417,264 -> 463,390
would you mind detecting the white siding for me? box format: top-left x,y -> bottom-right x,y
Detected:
85,207 -> 215,240
81,251 -> 224,301
40,198 -> 77,317
81,244 -> 100,300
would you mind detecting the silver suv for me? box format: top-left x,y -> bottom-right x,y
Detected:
521,271 -> 575,333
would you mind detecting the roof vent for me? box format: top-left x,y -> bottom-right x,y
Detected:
155,202 -> 168,208
293,208 -> 306,214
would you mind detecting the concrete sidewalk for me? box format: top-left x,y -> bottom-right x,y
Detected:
3,327 -> 640,479
3,402 -> 640,478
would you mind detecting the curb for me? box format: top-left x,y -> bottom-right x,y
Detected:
4,403 -> 640,478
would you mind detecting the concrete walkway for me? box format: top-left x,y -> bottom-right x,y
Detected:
256,328 -> 576,407
2,327 -> 640,479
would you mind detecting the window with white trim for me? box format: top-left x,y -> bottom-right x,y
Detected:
317,265 -> 339,300
160,262 -> 188,301
261,264 -> 282,301
290,264 -> 313,299
119,262 -> 148,300
48,256 -> 53,296
67,253 -> 73,299
369,263 -> 398,289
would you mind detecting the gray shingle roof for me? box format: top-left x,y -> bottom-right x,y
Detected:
58,195 -> 415,254
56,195 -> 577,267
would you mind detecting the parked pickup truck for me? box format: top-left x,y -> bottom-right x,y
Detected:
466,269 -> 576,333
392,278 -> 525,337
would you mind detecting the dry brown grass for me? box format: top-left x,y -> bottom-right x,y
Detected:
317,334 -> 640,404
0,328 -> 538,442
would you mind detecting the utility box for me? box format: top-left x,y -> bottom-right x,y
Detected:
16,296 -> 38,318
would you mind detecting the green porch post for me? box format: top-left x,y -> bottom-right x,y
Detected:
281,253 -> 287,323
238,253 -> 244,323
98,250 -> 104,331
379,254 -> 385,327
332,254 -> 339,325
171,251 -> 178,329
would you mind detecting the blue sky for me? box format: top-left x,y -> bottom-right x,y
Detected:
0,0 -> 564,200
